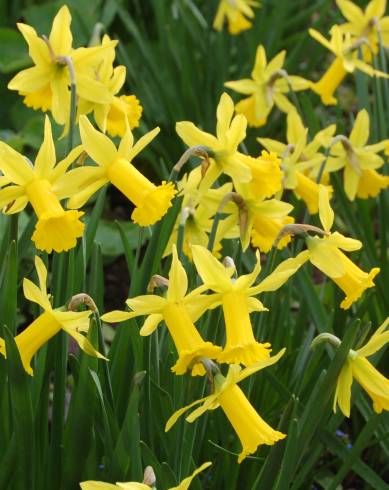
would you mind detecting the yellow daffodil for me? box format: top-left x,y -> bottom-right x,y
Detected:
164,167 -> 238,258
8,5 -> 116,125
326,110 -> 389,200
77,35 -> 142,137
334,318 -> 389,416
336,0 -> 389,56
0,256 -> 104,375
66,116 -> 176,227
176,92 -> 252,190
191,245 -> 307,365
166,350 -> 286,462
309,25 -> 389,105
226,189 -> 294,252
0,116 -> 85,253
80,461 -> 211,490
239,150 -> 283,199
293,186 -> 380,309
102,246 -> 220,375
259,111 -> 334,213
224,45 -> 311,127
213,0 -> 260,34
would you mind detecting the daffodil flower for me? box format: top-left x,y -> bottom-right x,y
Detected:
294,186 -> 380,309
213,0 -> 260,34
66,116 -> 176,227
336,0 -> 389,57
309,25 -> 389,105
8,5 -> 116,125
176,92 -> 252,190
166,350 -> 286,463
259,111 -> 335,213
224,45 -> 311,127
80,461 -> 211,490
164,167 -> 238,258
102,246 -> 221,375
334,318 -> 389,416
191,245 -> 308,365
238,150 -> 283,200
0,116 -> 85,253
77,35 -> 142,137
0,256 -> 105,375
326,110 -> 389,200
225,187 -> 294,252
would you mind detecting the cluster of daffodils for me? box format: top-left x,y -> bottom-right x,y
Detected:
8,5 -> 142,135
0,2 -> 388,488
0,6 -> 176,253
102,244 -> 306,462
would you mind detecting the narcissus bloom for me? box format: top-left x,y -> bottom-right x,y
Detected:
77,35 -> 142,137
166,350 -> 286,463
164,167 -> 238,258
293,186 -> 379,309
176,93 -> 252,190
8,5 -> 115,125
332,318 -> 389,416
102,246 -> 220,375
309,25 -> 389,105
191,245 -> 307,365
336,0 -> 389,55
224,45 -> 311,127
0,116 -> 85,253
67,116 -> 176,226
80,461 -> 211,490
326,110 -> 389,200
213,0 -> 260,34
259,111 -> 335,213
0,256 -> 104,375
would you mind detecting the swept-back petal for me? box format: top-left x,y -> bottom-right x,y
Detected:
216,93 -> 235,140
191,245 -> 234,292
23,278 -> 51,311
0,143 -> 35,185
318,184 -> 334,232
126,295 -> 166,315
333,360 -> 353,417
176,121 -> 218,149
79,116 -> 117,167
35,116 -> 56,178
167,246 -> 188,302
350,109 -> 369,147
127,127 -> 160,162
49,5 -> 72,55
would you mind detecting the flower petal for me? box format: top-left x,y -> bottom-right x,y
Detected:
79,115 -> 118,167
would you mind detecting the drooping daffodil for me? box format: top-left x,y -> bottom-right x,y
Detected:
0,116 -> 85,253
176,92 -> 252,190
66,116 -> 176,227
101,246 -> 221,375
224,45 -> 311,127
292,186 -> 380,309
326,109 -> 389,200
309,25 -> 389,105
8,5 -> 116,126
166,350 -> 286,463
213,0 -> 260,34
0,256 -> 105,375
191,245 -> 308,365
